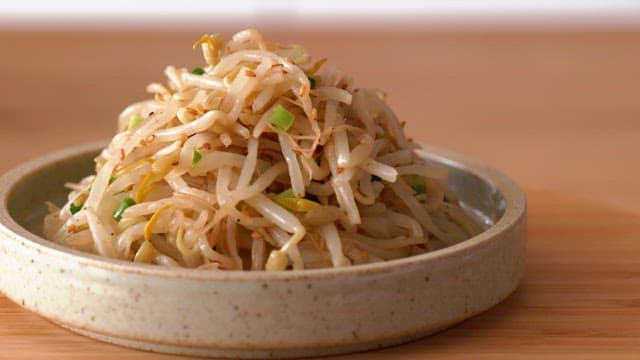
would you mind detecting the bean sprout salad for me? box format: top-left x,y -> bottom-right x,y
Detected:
44,29 -> 482,271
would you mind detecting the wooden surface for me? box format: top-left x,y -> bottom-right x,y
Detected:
0,30 -> 639,359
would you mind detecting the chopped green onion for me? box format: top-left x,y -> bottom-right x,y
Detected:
272,188 -> 295,203
191,67 -> 205,75
192,150 -> 202,165
270,104 -> 294,132
272,188 -> 321,212
128,115 -> 142,130
307,75 -> 316,89
371,174 -> 382,182
278,198 -> 322,212
113,198 -> 136,222
109,176 -> 116,184
70,202 -> 83,215
410,175 -> 426,195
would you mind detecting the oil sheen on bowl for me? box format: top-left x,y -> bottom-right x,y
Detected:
0,140 -> 526,359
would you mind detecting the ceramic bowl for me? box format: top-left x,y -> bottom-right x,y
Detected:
0,141 -> 526,358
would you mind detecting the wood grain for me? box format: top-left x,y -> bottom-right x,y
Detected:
0,30 -> 639,359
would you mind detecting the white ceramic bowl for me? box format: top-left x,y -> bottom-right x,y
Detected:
0,141 -> 526,358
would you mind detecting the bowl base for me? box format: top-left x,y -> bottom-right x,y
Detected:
58,322 -> 451,359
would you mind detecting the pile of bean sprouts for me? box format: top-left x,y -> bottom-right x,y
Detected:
43,29 -> 482,271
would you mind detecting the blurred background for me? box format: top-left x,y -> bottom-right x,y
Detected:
0,0 -> 639,213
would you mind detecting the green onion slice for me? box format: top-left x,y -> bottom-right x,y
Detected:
128,115 -> 142,130
410,175 -> 426,195
272,188 -> 321,212
113,198 -> 136,222
270,104 -> 294,132
70,202 -> 83,215
272,188 -> 295,203
192,150 -> 203,165
191,67 -> 205,75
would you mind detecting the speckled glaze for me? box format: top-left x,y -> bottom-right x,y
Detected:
0,141 -> 526,358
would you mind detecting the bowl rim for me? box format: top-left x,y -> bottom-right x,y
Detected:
0,140 -> 526,282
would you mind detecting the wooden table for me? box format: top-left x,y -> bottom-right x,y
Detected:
0,30 -> 638,359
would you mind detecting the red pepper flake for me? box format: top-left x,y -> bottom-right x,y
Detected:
119,149 -> 125,161
67,224 -> 77,233
293,148 -> 302,155
336,167 -> 344,174
201,143 -> 212,151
